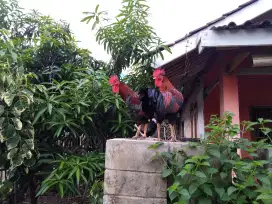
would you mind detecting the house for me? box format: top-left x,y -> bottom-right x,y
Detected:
156,0 -> 272,144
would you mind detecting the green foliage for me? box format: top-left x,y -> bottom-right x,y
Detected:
82,0 -> 170,77
37,153 -> 104,202
0,29 -> 36,179
157,112 -> 272,204
0,1 -> 134,202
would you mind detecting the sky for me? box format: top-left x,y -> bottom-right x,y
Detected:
19,0 -> 248,62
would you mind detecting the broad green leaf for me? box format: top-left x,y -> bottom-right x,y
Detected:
177,170 -> 187,177
6,134 -> 21,150
3,93 -> 15,106
23,155 -> 36,167
256,194 -> 272,200
7,148 -> 18,159
195,171 -> 207,179
23,139 -> 34,150
220,172 -> 228,179
11,154 -> 23,167
259,176 -> 271,186
189,183 -> 198,195
169,191 -> 179,201
206,168 -> 218,174
221,193 -> 231,201
0,117 -> 5,127
3,124 -> 16,140
201,161 -> 210,166
13,100 -> 27,115
179,188 -> 190,200
0,105 -> 4,116
162,168 -> 172,178
227,186 -> 238,196
12,118 -> 22,130
208,148 -> 221,158
215,187 -> 224,198
202,186 -> 213,196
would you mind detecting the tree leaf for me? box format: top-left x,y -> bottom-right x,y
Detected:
208,148 -> 221,158
202,186 -> 213,196
201,161 -> 210,166
33,107 -> 47,124
48,103 -> 52,115
0,105 -> 4,116
179,188 -> 190,200
6,134 -> 21,150
206,168 -> 218,174
215,187 -> 225,198
23,139 -> 34,150
7,148 -> 18,159
221,193 -> 231,201
3,92 -> 15,106
11,154 -> 23,167
257,194 -> 272,200
58,183 -> 64,198
220,172 -> 228,179
95,5 -> 100,13
189,183 -> 198,195
12,118 -> 22,130
76,168 -> 80,185
195,171 -> 207,179
162,168 -> 172,178
227,186 -> 237,196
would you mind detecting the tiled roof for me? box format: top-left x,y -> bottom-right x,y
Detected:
167,0 -> 259,47
210,20 -> 272,30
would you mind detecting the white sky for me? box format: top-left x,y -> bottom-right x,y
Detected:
19,0 -> 248,62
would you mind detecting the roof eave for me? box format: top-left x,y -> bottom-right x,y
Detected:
199,27 -> 272,53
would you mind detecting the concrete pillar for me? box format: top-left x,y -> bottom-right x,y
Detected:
220,73 -> 240,127
103,139 -> 203,204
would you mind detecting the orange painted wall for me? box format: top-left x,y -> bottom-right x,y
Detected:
238,75 -> 272,140
204,74 -> 272,140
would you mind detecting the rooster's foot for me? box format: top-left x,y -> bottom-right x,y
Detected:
132,135 -> 141,140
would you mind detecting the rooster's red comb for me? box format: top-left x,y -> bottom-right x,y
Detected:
109,75 -> 119,85
153,68 -> 165,78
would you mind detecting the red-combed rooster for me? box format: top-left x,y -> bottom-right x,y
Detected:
108,75 -> 156,138
143,68 -> 184,141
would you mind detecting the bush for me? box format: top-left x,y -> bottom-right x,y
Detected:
159,112 -> 272,204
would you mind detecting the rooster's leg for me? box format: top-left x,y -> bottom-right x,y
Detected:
132,124 -> 142,139
169,124 -> 177,142
142,123 -> 148,138
157,123 -> 161,141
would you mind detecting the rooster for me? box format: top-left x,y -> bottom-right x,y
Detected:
139,68 -> 184,141
108,75 -> 156,138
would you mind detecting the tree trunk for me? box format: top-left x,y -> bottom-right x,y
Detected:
29,175 -> 37,204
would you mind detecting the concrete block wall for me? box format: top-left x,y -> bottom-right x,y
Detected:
103,139 -> 203,204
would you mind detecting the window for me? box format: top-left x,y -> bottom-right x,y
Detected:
250,106 -> 272,141
190,102 -> 198,138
